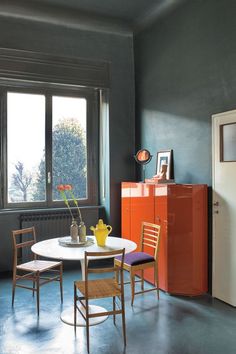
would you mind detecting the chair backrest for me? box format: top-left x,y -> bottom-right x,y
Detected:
12,227 -> 37,267
84,249 -> 125,295
140,222 -> 161,260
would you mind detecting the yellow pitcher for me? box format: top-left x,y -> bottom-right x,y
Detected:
90,219 -> 112,246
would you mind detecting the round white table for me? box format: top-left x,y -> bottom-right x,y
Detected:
31,235 -> 136,326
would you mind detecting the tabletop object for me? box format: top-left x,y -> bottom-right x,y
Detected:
58,236 -> 94,247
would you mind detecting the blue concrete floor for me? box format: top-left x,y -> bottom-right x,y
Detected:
0,269 -> 236,354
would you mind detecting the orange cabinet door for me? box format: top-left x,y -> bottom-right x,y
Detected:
121,182 -> 131,239
154,185 -> 168,291
121,182 -> 154,242
166,184 -> 208,295
121,182 -> 155,285
167,184 -> 194,294
130,183 -> 154,246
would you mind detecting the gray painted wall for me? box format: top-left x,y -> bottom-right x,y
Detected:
134,0 -> 236,290
0,16 -> 135,271
134,0 -> 236,185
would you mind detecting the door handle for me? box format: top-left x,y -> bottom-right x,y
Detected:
213,201 -> 219,206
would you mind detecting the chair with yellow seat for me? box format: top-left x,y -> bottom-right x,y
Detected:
74,248 -> 126,353
115,222 -> 161,305
12,227 -> 63,316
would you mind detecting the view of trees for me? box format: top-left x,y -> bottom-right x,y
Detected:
9,118 -> 87,203
10,161 -> 33,202
52,118 -> 87,200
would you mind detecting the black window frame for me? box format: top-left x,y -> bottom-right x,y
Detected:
0,81 -> 99,210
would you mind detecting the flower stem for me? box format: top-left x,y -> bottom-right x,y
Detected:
60,190 -> 74,219
68,190 -> 82,223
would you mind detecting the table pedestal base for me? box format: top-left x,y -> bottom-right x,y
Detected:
60,305 -> 108,327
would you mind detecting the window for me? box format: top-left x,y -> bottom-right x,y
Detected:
220,123 -> 236,162
52,96 -> 87,201
1,84 -> 99,208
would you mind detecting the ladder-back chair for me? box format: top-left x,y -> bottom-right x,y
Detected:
12,227 -> 63,315
74,248 -> 126,353
115,222 -> 161,305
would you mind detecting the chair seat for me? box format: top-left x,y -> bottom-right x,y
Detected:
75,278 -> 121,299
116,252 -> 155,266
16,260 -> 61,272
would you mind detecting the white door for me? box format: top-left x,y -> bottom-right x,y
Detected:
212,109 -> 236,306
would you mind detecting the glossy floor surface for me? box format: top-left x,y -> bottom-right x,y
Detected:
0,269 -> 236,354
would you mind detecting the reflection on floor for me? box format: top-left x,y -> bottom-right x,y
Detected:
0,269 -> 236,354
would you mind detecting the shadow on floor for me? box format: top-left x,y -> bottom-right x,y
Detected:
0,269 -> 236,354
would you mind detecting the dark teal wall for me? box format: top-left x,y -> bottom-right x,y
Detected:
0,17 -> 135,271
134,0 -> 236,185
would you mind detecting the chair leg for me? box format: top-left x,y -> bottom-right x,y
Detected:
154,263 -> 159,300
86,299 -> 90,353
113,296 -> 116,325
36,272 -> 40,316
74,284 -> 77,333
141,270 -> 144,291
121,292 -> 126,346
130,270 -> 135,306
12,271 -> 16,307
115,264 -> 120,284
60,263 -> 63,303
32,278 -> 35,297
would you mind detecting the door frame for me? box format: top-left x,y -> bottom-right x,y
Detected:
212,108 -> 236,304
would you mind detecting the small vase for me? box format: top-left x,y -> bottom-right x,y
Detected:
79,221 -> 86,243
70,219 -> 78,242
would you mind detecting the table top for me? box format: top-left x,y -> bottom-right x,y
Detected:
31,235 -> 137,261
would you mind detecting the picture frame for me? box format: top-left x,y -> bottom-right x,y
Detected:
156,149 -> 173,180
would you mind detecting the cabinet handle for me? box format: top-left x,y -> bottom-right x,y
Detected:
156,216 -> 161,222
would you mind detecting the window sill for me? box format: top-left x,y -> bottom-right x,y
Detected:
0,205 -> 103,216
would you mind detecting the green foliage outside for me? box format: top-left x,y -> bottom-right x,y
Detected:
52,118 -> 87,200
11,117 -> 87,202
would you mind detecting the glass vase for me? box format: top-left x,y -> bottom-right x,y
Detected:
70,219 -> 78,242
79,221 -> 86,243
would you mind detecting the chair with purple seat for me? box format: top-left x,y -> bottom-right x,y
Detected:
115,222 -> 161,305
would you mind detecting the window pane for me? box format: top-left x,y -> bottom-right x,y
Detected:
221,123 -> 236,161
52,96 -> 87,201
7,92 -> 46,203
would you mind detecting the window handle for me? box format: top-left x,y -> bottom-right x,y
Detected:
47,172 -> 51,184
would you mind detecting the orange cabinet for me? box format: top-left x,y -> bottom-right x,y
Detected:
121,182 -> 208,296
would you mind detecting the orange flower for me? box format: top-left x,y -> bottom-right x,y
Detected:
57,184 -> 65,191
56,184 -> 82,222
64,184 -> 72,190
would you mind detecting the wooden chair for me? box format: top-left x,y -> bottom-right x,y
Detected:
12,227 -> 63,316
74,248 -> 126,353
115,222 -> 161,305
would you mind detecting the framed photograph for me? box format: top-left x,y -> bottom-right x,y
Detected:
156,149 -> 173,180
